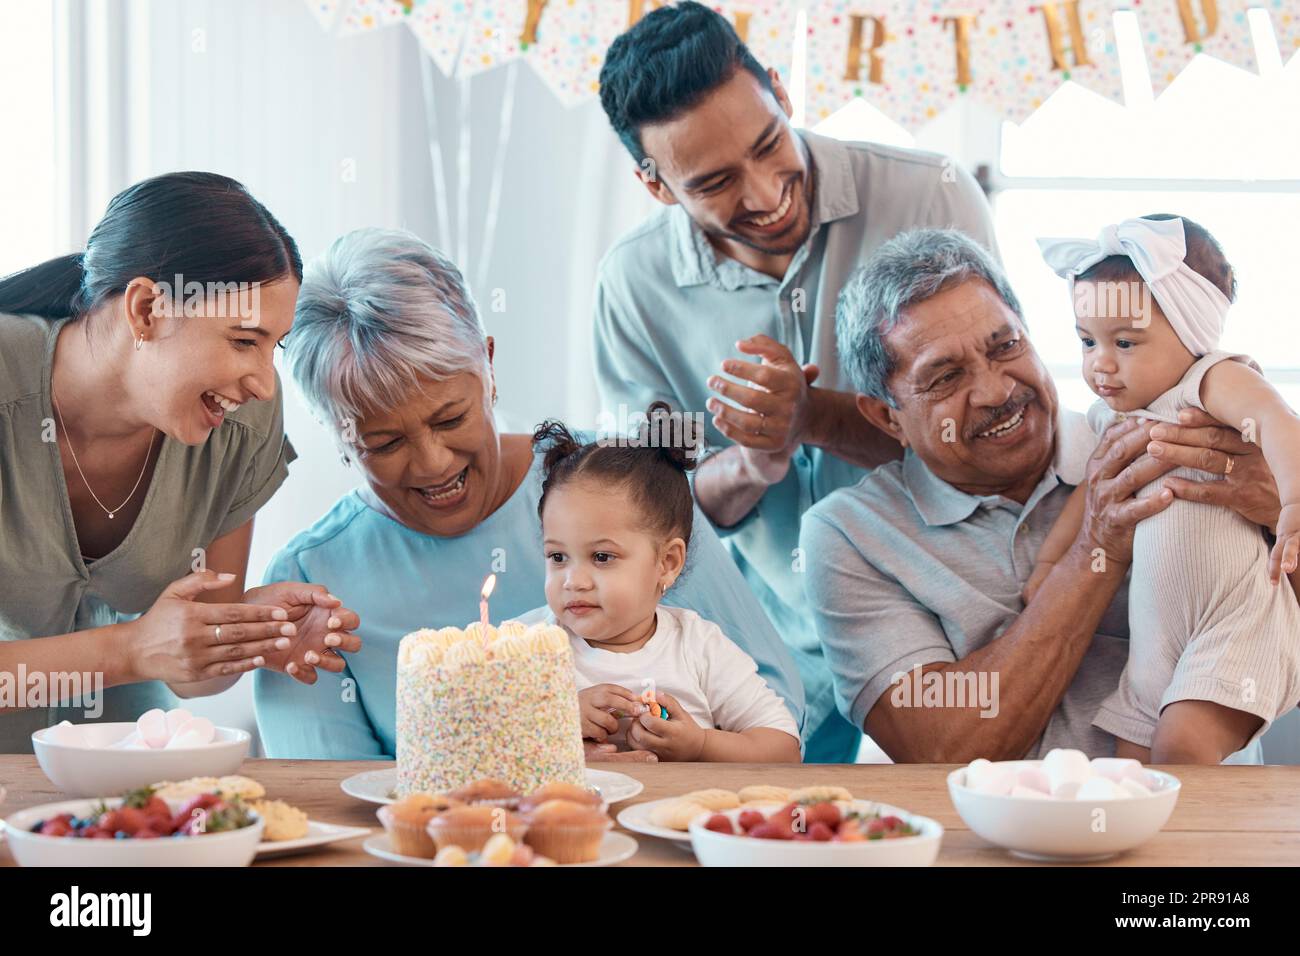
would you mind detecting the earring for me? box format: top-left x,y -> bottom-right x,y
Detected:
340,451 -> 351,467
492,391 -> 498,406
134,334 -> 144,351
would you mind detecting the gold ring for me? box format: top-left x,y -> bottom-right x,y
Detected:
1224,456 -> 1235,476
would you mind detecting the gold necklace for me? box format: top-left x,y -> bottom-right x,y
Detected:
52,395 -> 156,520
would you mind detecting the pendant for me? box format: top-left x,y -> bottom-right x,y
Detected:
108,512 -> 115,519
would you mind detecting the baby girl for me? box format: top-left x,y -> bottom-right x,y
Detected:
1031,215 -> 1300,764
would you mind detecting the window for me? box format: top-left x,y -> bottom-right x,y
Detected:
0,1 -> 56,277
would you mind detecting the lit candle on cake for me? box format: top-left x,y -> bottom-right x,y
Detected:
394,574 -> 586,796
479,573 -> 497,631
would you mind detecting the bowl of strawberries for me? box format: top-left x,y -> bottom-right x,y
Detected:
1,785 -> 263,867
688,798 -> 942,867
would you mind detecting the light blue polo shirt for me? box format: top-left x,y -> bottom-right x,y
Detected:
801,409 -> 1130,757
592,130 -> 1000,761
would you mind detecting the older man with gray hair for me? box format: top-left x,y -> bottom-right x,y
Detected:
800,228 -> 1290,761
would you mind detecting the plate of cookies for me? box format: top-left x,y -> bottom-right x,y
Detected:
617,784 -> 815,843
151,775 -> 370,859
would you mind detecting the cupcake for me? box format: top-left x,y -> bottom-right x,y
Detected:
378,793 -> 463,858
447,778 -> 522,810
518,781 -> 603,813
521,799 -> 611,864
427,805 -> 526,854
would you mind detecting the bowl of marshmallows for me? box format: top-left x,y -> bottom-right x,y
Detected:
947,749 -> 1180,861
31,709 -> 249,796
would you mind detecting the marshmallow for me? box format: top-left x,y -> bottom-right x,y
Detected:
1090,757 -> 1143,782
1010,785 -> 1050,799
164,708 -> 193,737
971,766 -> 1016,796
1050,780 -> 1083,799
964,758 -> 993,788
165,716 -> 215,749
138,709 -> 171,748
1119,777 -> 1153,798
1043,748 -> 1091,792
1015,767 -> 1052,794
1076,776 -> 1123,801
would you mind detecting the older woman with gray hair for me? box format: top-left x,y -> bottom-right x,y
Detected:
253,227 -> 804,759
799,227 -> 1294,763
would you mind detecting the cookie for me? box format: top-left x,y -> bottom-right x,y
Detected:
251,799 -> 309,841
790,785 -> 853,803
215,775 -> 266,800
649,799 -> 711,831
681,788 -> 740,811
737,785 -> 791,804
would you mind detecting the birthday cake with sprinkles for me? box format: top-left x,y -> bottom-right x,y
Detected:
395,619 -> 587,797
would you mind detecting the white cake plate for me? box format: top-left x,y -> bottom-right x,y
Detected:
341,767 -> 644,806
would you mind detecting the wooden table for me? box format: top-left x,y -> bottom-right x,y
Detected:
2,757 -> 1298,866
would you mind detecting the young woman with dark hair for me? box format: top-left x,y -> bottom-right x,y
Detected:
0,171 -> 360,752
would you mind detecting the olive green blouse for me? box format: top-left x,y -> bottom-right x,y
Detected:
0,312 -> 297,752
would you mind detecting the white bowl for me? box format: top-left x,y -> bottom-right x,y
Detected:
2,797 -> 263,867
947,761 -> 1180,861
32,722 -> 250,796
688,800 -> 943,867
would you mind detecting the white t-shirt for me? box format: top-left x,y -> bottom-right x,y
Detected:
522,604 -> 800,744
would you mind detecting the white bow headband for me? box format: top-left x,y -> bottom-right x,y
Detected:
1037,217 -> 1230,356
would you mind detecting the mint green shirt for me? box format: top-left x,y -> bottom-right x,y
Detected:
592,132 -> 1001,761
0,313 -> 296,753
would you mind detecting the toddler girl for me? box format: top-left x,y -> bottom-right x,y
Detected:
527,402 -> 801,762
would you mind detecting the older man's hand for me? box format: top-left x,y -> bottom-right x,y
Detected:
1147,407 -> 1284,532
1076,417 -> 1177,567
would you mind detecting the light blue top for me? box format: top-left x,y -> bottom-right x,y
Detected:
591,132 -> 1001,761
253,443 -> 805,759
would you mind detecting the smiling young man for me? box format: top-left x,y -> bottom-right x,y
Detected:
591,2 -> 1000,761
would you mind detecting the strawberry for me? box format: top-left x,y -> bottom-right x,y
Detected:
704,814 -> 735,835
808,822 -> 834,841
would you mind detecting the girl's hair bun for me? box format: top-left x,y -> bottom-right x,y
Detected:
532,419 -> 584,474
642,400 -> 704,474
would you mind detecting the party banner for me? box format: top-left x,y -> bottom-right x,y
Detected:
456,0 -> 796,103
305,0 -> 1291,128
336,0 -> 411,35
1122,0 -> 1261,97
304,0 -> 343,30
407,0 -> 476,75
994,0 -> 1125,120
1275,0 -> 1300,61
